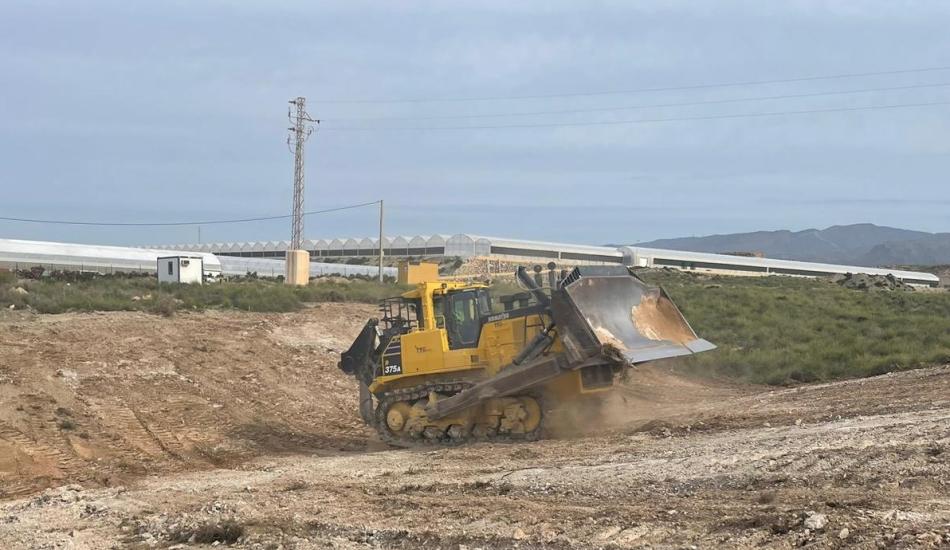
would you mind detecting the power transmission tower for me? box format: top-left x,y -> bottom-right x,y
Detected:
287,97 -> 318,250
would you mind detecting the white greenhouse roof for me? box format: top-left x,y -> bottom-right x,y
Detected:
622,246 -> 940,283
0,238 -> 222,273
143,232 -> 939,285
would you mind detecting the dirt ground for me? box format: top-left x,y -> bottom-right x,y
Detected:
0,307 -> 948,549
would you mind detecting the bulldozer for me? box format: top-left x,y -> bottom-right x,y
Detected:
339,264 -> 714,446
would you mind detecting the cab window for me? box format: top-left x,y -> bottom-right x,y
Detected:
445,290 -> 485,349
432,296 -> 446,329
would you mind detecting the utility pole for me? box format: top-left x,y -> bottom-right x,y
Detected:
288,97 -> 316,250
286,97 -> 318,285
378,199 -> 384,282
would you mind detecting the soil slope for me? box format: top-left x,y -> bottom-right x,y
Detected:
0,305 -> 377,500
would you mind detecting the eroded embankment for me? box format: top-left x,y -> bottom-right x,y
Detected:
0,305 -> 376,499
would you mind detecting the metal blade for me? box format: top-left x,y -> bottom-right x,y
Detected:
554,267 -> 715,365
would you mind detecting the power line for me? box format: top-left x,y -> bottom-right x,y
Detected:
316,65 -> 950,104
0,200 -> 381,227
320,99 -> 950,131
322,81 -> 950,123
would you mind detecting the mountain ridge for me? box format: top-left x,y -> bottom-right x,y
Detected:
632,223 -> 949,266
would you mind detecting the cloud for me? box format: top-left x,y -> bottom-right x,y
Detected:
1,1 -> 948,245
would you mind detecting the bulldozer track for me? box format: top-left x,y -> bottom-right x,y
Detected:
374,381 -> 543,447
0,420 -> 87,497
85,399 -> 168,458
0,421 -> 85,473
0,479 -> 38,500
129,411 -> 188,461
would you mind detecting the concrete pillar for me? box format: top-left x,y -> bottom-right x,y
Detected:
285,250 -> 310,286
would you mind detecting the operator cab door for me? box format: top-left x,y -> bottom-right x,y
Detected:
441,289 -> 491,350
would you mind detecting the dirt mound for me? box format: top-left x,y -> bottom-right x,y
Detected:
0,304 -> 376,499
832,272 -> 914,291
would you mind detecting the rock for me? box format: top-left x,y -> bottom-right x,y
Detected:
512,527 -> 526,540
795,418 -> 803,426
539,526 -> 558,542
883,509 -> 921,522
13,287 -> 28,295
838,528 -> 850,540
916,532 -> 941,545
804,512 -> 827,530
595,526 -> 621,541
834,272 -> 915,292
615,526 -> 648,543
8,305 -> 14,310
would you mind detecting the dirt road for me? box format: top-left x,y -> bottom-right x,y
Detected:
0,308 -> 948,548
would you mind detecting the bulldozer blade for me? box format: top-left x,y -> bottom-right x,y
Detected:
552,266 -> 715,365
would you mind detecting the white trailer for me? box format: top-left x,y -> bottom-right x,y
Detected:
157,255 -> 204,284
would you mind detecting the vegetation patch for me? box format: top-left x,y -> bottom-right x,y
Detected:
2,266 -> 948,386
638,269 -> 950,385
0,272 -> 407,315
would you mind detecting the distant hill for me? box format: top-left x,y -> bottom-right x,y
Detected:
855,233 -> 950,266
633,223 -> 950,266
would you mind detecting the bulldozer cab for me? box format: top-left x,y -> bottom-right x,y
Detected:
433,288 -> 492,350
353,281 -> 496,382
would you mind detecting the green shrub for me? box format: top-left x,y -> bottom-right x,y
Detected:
0,274 -> 405,314
638,270 -> 950,385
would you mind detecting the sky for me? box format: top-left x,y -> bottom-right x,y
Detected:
1,0 -> 949,247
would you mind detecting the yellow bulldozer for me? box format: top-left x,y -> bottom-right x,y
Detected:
339,265 -> 713,445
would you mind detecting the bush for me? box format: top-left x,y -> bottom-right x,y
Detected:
148,295 -> 178,317
57,419 -> 76,431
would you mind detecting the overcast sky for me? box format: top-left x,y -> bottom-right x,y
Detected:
1,1 -> 949,247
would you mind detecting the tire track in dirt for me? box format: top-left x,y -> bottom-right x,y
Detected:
0,420 -> 80,498
82,398 -> 167,458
